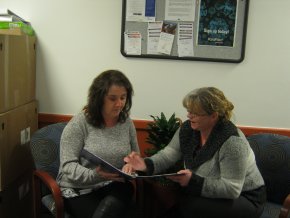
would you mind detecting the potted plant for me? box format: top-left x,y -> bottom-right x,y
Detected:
145,112 -> 182,186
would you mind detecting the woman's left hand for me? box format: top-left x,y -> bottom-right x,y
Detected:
166,169 -> 192,187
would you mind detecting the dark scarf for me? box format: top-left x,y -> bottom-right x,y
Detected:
179,119 -> 239,170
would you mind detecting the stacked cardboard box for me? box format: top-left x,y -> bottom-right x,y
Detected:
0,31 -> 37,218
0,169 -> 34,218
0,33 -> 36,113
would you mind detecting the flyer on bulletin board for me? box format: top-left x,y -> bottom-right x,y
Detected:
197,0 -> 237,47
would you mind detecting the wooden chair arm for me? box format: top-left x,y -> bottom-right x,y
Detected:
33,170 -> 64,218
280,193 -> 290,218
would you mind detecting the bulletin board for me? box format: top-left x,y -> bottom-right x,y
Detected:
121,0 -> 250,63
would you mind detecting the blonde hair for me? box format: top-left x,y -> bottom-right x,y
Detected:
182,87 -> 234,121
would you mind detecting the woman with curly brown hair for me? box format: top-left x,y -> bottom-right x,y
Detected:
57,69 -> 139,218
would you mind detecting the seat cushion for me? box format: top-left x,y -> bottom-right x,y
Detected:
260,202 -> 281,218
42,194 -> 72,218
42,194 -> 56,215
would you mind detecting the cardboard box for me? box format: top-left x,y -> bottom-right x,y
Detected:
0,170 -> 33,218
0,100 -> 38,191
0,33 -> 36,113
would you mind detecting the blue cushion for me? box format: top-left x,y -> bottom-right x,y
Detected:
42,194 -> 72,218
260,202 -> 281,218
30,123 -> 69,217
247,133 -> 290,205
30,122 -> 67,178
42,194 -> 56,215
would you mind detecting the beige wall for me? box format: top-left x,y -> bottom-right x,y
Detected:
1,0 -> 290,128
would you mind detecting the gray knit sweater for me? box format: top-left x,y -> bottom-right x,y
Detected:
148,120 -> 265,200
56,112 -> 139,193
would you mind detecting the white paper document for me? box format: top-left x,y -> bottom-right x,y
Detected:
124,31 -> 142,55
157,21 -> 177,55
126,0 -> 155,22
165,0 -> 196,22
147,21 -> 163,54
126,0 -> 146,21
178,22 -> 194,57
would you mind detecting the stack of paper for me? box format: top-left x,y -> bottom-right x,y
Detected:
0,8 -> 34,35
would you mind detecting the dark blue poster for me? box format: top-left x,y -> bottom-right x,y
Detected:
198,0 -> 237,47
145,0 -> 156,17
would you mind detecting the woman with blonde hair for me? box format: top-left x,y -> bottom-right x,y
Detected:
125,87 -> 266,218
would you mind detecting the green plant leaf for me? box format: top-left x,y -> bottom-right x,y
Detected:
145,112 -> 181,156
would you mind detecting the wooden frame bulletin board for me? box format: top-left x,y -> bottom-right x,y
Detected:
121,0 -> 250,63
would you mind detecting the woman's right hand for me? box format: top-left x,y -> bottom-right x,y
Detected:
123,151 -> 147,172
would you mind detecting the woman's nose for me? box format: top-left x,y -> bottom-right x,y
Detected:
116,99 -> 123,106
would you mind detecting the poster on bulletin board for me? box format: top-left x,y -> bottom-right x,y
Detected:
121,0 -> 250,63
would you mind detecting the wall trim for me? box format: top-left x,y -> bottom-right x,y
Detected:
38,113 -> 150,130
38,113 -> 290,137
38,113 -> 290,157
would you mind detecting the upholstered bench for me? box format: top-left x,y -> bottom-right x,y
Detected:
247,133 -> 290,218
30,121 -> 290,218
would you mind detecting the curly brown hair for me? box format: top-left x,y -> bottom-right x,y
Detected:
84,70 -> 134,128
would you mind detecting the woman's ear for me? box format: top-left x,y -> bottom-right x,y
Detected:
211,112 -> 219,120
